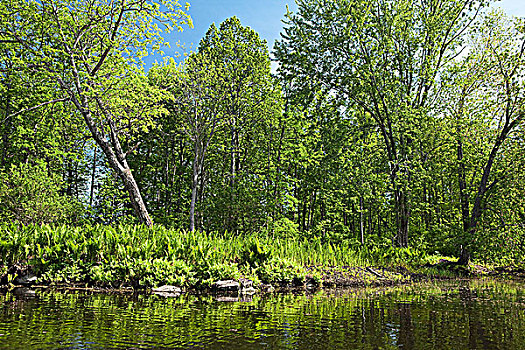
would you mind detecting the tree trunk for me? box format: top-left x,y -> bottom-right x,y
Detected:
301,193 -> 307,232
368,206 -> 373,236
456,134 -> 507,265
395,189 -> 410,248
1,80 -> 11,168
457,120 -> 471,234
89,147 -> 97,208
189,143 -> 200,232
189,181 -> 197,232
82,107 -> 153,226
457,128 -> 472,265
118,167 -> 153,226
228,122 -> 238,233
457,244 -> 470,266
359,195 -> 365,245
308,190 -> 317,231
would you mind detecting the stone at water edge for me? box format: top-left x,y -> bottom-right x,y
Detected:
15,273 -> 38,286
152,285 -> 182,297
213,280 -> 240,291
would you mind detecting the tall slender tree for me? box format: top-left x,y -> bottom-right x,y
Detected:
197,17 -> 282,233
149,55 -> 228,231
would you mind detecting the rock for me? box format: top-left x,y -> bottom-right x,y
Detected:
213,279 -> 257,295
152,285 -> 181,293
305,276 -> 319,289
306,283 -> 317,290
15,273 -> 38,286
241,287 -> 256,295
213,280 -> 240,292
152,285 -> 182,297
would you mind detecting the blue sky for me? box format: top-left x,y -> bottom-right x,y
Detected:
498,0 -> 525,16
146,0 -> 297,66
146,0 -> 524,66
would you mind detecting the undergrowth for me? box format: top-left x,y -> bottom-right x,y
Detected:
0,223 -> 432,288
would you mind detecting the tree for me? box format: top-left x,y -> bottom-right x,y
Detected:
275,0 -> 486,246
445,11 -> 525,264
0,0 -> 192,226
149,55 -> 228,231
196,17 -> 282,233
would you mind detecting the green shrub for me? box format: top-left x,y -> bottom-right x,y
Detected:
0,162 -> 83,225
239,238 -> 270,267
267,217 -> 299,238
258,257 -> 307,284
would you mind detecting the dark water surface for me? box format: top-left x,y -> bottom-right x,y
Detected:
0,280 -> 524,349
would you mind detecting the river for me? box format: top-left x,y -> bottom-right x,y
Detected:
0,280 -> 524,349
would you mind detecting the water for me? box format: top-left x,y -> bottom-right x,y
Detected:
0,280 -> 524,349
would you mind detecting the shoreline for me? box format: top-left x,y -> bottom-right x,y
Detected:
3,262 -> 511,298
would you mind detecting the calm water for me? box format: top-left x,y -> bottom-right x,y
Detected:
0,280 -> 524,349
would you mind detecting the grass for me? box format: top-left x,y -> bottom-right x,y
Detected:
0,223 -> 439,289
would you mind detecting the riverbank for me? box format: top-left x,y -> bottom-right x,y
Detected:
2,260 -> 510,298
0,223 -> 516,296
1,263 -> 415,294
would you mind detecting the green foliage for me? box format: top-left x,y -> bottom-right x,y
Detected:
92,170 -> 138,225
1,0 -> 193,226
258,257 -> 307,284
266,217 -> 300,239
0,163 -> 83,225
240,238 -> 271,267
1,0 -> 524,268
0,223 -> 431,288
190,17 -> 283,233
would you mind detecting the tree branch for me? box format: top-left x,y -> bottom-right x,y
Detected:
124,142 -> 142,159
90,5 -> 125,76
3,98 -> 69,122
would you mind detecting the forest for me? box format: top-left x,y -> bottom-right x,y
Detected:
0,0 -> 524,288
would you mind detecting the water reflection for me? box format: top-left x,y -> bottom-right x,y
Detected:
0,280 -> 524,349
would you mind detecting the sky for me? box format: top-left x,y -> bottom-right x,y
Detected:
498,0 -> 525,17
145,0 -> 297,67
145,0 -> 524,67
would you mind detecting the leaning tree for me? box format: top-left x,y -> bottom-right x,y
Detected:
0,0 -> 192,225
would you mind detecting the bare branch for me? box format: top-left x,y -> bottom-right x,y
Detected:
3,98 -> 69,122
124,142 -> 142,159
90,5 -> 125,76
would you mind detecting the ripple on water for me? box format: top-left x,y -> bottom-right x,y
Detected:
0,281 -> 525,349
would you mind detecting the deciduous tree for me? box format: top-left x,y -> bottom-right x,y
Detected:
445,11 -> 525,264
275,0 -> 487,246
0,0 -> 192,225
